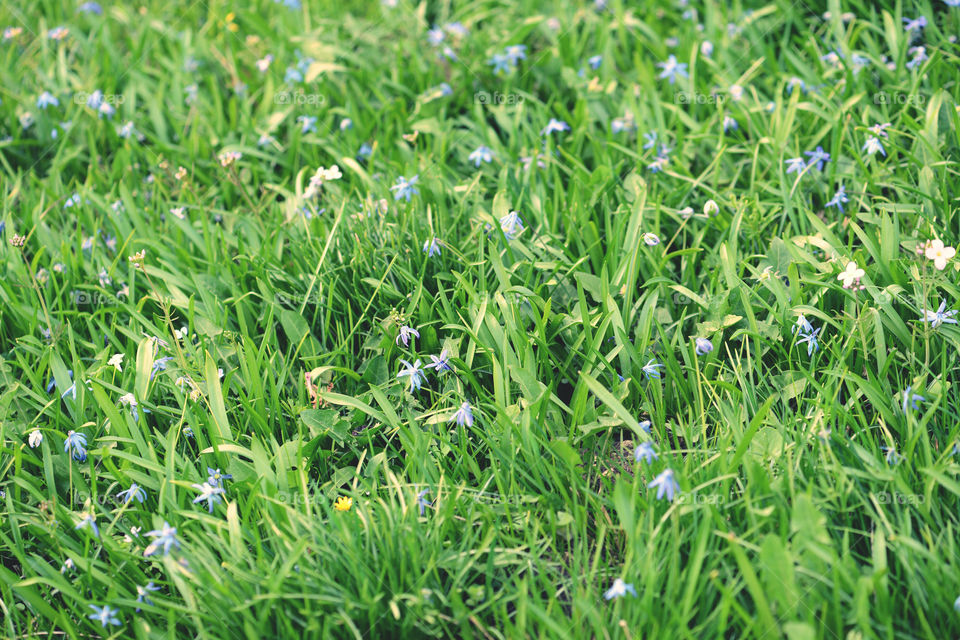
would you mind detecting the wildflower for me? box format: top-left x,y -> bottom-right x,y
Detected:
129,249 -> 146,268
297,116 -> 317,134
255,54 -> 273,72
151,356 -> 173,380
450,401 -> 474,427
703,199 -> 719,216
785,157 -> 806,175
837,261 -> 865,289
64,431 -> 88,461
424,349 -> 452,373
396,325 -> 420,347
191,482 -> 225,513
793,314 -> 814,335
390,175 -> 419,202
804,146 -> 830,171
135,582 -> 161,611
611,112 -> 636,134
541,118 -> 570,136
642,232 -> 660,246
117,483 -> 147,504
924,239 -> 956,271
88,604 -> 120,628
505,44 -> 527,64
488,52 -> 511,74
903,16 -> 926,32
423,237 -> 441,258
862,136 -> 886,157
468,145 -> 494,167
98,101 -> 115,119
906,46 -> 927,69
883,446 -> 901,465
499,211 -> 525,239
397,359 -> 426,392
207,467 -> 232,487
901,386 -> 924,413
634,441 -> 658,464
48,26 -> 69,40
825,184 -> 849,212
3,27 -> 23,40
648,469 -> 680,501
60,558 -> 75,573
642,359 -> 665,380
642,131 -> 657,150
28,430 -> 43,448
695,337 -> 713,355
75,511 -> 99,537
305,165 -> 342,198
656,54 -> 688,84
723,116 -> 738,132
218,150 -> 242,167
37,92 -> 59,109
108,353 -> 124,372
119,393 -> 139,422
333,496 -> 353,511
588,54 -> 603,69
700,41 -> 714,57
638,420 -> 651,433
604,578 -> 637,600
920,300 -> 958,329
647,155 -> 668,173
416,489 -> 432,516
796,326 -> 821,357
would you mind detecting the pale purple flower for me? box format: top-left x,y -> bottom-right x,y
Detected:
144,522 -> 180,556
695,337 -> 713,355
191,482 -> 225,513
656,55 -> 688,84
424,349 -> 452,373
634,441 -> 658,464
396,325 -> 420,347
390,175 -> 419,201
397,359 -> 425,392
450,401 -> 474,427
648,469 -> 680,501
423,237 -> 441,257
804,146 -> 830,171
921,300 -> 958,329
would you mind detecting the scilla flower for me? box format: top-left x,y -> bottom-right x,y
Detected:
604,578 -> 637,600
397,359 -> 425,392
396,325 -> 420,347
656,54 -> 688,84
540,118 -> 570,136
144,522 -> 179,556
423,237 -> 441,258
468,145 -> 494,167
642,360 -> 665,380
920,300 -> 958,329
117,483 -> 147,503
191,481 -> 225,513
634,441 -> 658,464
499,211 -> 524,239
390,175 -> 419,201
88,605 -> 120,628
648,469 -> 680,501
695,337 -> 713,355
450,401 -> 474,427
64,430 -> 88,461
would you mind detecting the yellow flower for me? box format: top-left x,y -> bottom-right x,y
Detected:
333,496 -> 353,511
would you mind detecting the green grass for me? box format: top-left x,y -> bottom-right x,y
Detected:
2,0 -> 960,637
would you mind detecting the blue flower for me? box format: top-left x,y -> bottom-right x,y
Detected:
396,325 -> 420,347
862,137 -> 886,157
135,582 -> 161,612
424,349 -> 452,373
151,356 -> 174,380
504,44 -> 527,65
540,118 -> 570,136
634,441 -> 658,464
604,578 -> 637,600
37,92 -> 59,109
903,16 -> 926,32
638,420 -> 651,433
390,175 -> 419,202
901,386 -> 924,413
499,211 -> 524,239
397,359 -> 426,392
804,146 -> 830,171
468,145 -> 494,167
921,300 -> 958,329
642,359 -> 664,380
144,521 -> 180,556
587,55 -> 603,70
656,54 -> 688,84
64,430 -> 88,461
423,237 -> 441,258
488,53 -> 510,74
207,467 -> 233,487
642,131 -> 657,150
648,468 -> 680,501
825,184 -> 848,212
78,2 -> 103,13
796,325 -> 821,357
357,143 -> 373,160
192,482 -> 226,513
695,337 -> 713,356
416,489 -> 432,516
297,116 -> 317,134
792,314 -> 814,335
450,401 -> 474,427
75,512 -> 99,537
883,446 -> 901,465
88,604 -> 120,628
284,66 -> 303,83
117,483 -> 147,504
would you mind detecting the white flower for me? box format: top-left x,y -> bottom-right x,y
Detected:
837,261 -> 865,289
108,353 -> 124,372
28,430 -> 43,448
925,239 -> 956,271
703,199 -> 719,216
642,232 -> 660,246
